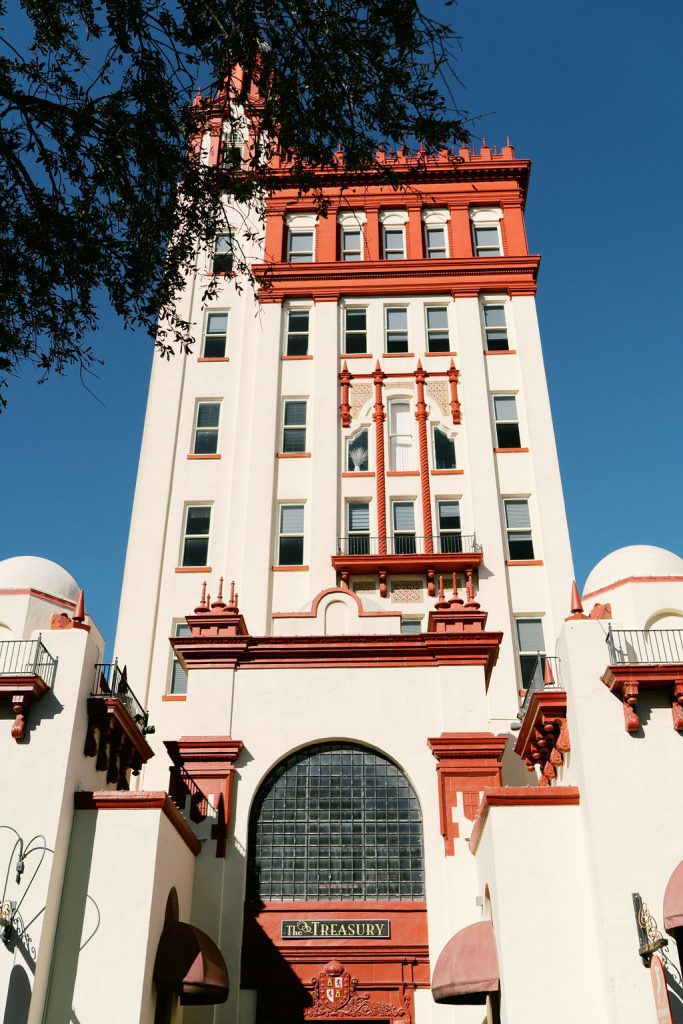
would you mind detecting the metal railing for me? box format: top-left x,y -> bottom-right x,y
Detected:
336,533 -> 480,556
91,661 -> 154,734
0,637 -> 57,689
606,627 -> 683,666
517,655 -> 562,719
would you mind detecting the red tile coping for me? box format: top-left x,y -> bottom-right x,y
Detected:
469,786 -> 580,854
74,791 -> 200,855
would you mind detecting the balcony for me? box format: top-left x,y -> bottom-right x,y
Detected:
84,660 -> 155,789
0,637 -> 57,740
332,534 -> 482,597
513,656 -> 569,786
602,627 -> 683,732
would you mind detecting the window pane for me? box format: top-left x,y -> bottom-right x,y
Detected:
342,229 -> 362,257
517,618 -> 545,653
494,396 -> 517,421
348,503 -> 370,532
401,620 -> 422,635
284,401 -> 306,426
484,306 -> 506,328
194,429 -> 218,455
206,313 -> 228,335
347,431 -> 369,471
508,534 -> 535,560
438,501 -> 461,531
289,232 -> 313,255
426,307 -> 448,330
279,536 -> 304,565
475,226 -> 500,252
426,226 -> 446,255
505,500 -> 530,529
247,742 -> 425,900
384,229 -> 405,256
386,308 -> 408,330
496,422 -> 521,448
393,503 -> 415,531
280,505 -> 304,534
182,536 -> 209,567
283,428 -> 306,453
170,660 -> 188,695
215,233 -> 232,255
204,336 -> 226,358
434,428 -> 456,470
346,309 -> 366,331
197,403 -> 220,428
288,310 -> 309,332
186,506 -> 211,535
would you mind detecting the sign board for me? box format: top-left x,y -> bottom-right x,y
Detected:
281,919 -> 390,939
650,955 -> 674,1024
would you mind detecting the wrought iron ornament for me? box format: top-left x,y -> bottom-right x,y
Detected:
632,892 -> 668,966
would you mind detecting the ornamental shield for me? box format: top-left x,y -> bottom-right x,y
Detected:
322,962 -> 351,1009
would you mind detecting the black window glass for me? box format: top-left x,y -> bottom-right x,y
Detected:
434,428 -> 456,470
248,742 -> 425,900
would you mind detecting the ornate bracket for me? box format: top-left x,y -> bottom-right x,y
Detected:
514,690 -> 570,786
0,678 -> 49,742
447,359 -> 461,424
165,737 -> 243,857
304,960 -> 408,1021
602,666 -> 683,732
84,698 -> 154,789
339,363 -> 352,427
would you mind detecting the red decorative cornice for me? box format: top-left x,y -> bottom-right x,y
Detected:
469,786 -> 581,854
513,690 -> 570,786
0,676 -> 49,741
165,736 -> 243,857
601,664 -> 683,732
253,256 -> 540,303
332,552 -> 483,604
74,790 -> 201,855
427,733 -> 508,855
172,630 -> 501,679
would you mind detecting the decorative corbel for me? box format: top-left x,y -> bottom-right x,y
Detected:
339,362 -> 352,427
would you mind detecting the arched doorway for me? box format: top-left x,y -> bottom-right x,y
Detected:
241,742 -> 429,1024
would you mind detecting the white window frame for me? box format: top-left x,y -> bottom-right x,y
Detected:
470,207 -> 504,257
343,307 -> 368,354
400,617 -> 423,635
277,503 -> 306,566
435,498 -> 462,552
285,212 -> 318,263
480,297 -> 511,352
203,310 -> 229,357
221,124 -> 244,167
503,498 -> 535,561
384,306 -> 409,353
379,209 -> 409,260
515,616 -> 546,688
212,232 -> 234,273
432,425 -> 457,470
181,504 -> 212,568
193,401 -> 221,455
388,400 -> 414,470
347,426 -> 370,472
169,621 -> 192,695
493,394 -> 521,448
282,399 -> 308,454
285,306 -> 311,356
424,305 -> 450,352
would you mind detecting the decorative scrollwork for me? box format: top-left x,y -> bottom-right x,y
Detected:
633,892 -> 668,965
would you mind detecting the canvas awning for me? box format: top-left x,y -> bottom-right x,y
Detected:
153,921 -> 229,1005
431,920 -> 500,1005
664,860 -> 683,934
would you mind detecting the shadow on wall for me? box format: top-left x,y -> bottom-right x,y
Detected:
4,964 -> 31,1024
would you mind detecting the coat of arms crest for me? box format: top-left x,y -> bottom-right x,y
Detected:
322,961 -> 351,1009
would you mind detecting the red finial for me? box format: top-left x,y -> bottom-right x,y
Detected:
227,580 -> 237,612
464,569 -> 481,609
194,581 -> 209,614
211,576 -> 227,610
73,589 -> 85,624
543,659 -> 555,687
571,581 -> 584,615
449,573 -> 464,607
435,576 -> 450,610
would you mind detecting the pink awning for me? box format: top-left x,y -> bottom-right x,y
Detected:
664,860 -> 683,934
431,920 -> 499,1005
154,921 -> 229,1005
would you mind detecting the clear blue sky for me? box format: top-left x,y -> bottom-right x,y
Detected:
1,0 -> 681,647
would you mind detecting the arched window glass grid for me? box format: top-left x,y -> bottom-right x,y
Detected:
247,742 -> 425,902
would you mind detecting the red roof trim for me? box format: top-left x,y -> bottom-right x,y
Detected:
74,790 -> 200,856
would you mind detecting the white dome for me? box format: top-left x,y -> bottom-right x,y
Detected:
0,556 -> 80,603
584,545 -> 683,596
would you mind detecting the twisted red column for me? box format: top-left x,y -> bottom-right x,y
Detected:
372,362 -> 387,555
415,361 -> 433,554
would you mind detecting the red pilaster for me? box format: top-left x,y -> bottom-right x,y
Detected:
372,362 -> 387,557
406,206 -> 424,260
414,361 -> 433,554
499,200 -> 528,255
447,359 -> 461,424
427,734 -> 508,855
365,208 -> 381,261
339,362 -> 352,427
265,209 -> 285,264
449,206 -> 472,258
317,213 -> 337,262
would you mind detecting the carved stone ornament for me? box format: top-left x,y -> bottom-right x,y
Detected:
305,961 -> 407,1020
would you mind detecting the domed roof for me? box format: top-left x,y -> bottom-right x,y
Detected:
584,545 -> 683,596
0,556 -> 80,603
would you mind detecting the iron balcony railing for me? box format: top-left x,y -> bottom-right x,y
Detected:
517,655 -> 562,719
92,660 -> 154,734
606,627 -> 683,666
336,533 -> 480,557
0,637 -> 57,688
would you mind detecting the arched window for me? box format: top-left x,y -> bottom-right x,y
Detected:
248,742 -> 424,902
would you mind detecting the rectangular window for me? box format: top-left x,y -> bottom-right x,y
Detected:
392,501 -> 416,555
170,623 -> 191,694
433,427 -> 456,470
344,308 -> 367,353
347,428 -> 369,472
222,129 -> 243,168
504,499 -> 535,560
341,227 -> 363,261
516,617 -> 545,688
483,305 -> 509,351
279,505 -> 305,565
193,402 -> 220,454
288,230 -> 314,262
473,224 -> 501,257
203,312 -> 228,358
437,500 -> 462,553
401,618 -> 423,635
425,306 -> 450,352
383,226 -> 405,260
425,225 -> 447,258
494,396 -> 521,448
385,307 -> 409,353
286,309 -> 309,355
182,505 -> 211,567
282,400 -> 307,453
347,501 -> 371,555
213,232 -> 233,273
389,402 -> 413,470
